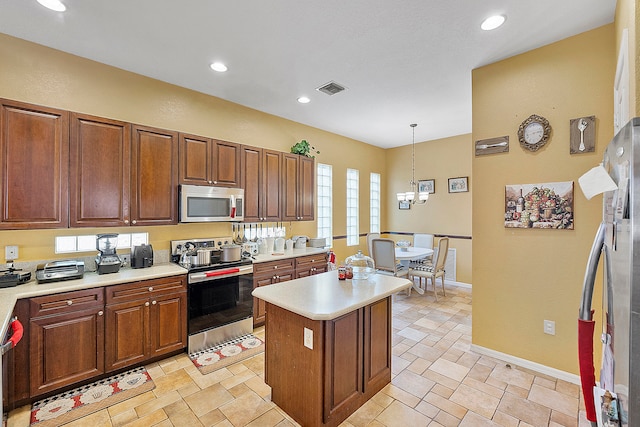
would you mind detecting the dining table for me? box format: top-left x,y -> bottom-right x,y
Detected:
395,246 -> 434,265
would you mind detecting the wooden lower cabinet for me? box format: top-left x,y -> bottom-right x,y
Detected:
28,288 -> 105,397
105,276 -> 187,372
265,296 -> 392,427
252,259 -> 295,327
295,254 -> 328,278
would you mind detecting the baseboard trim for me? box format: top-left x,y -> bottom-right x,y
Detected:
470,344 -> 580,385
445,280 -> 472,289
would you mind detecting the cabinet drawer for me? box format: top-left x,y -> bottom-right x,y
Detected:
106,275 -> 187,304
30,288 -> 104,318
295,254 -> 327,268
253,259 -> 295,276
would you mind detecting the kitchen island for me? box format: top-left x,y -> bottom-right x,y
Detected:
252,270 -> 412,427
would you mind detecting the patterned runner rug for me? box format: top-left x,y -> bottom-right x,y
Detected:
30,366 -> 154,427
189,333 -> 264,375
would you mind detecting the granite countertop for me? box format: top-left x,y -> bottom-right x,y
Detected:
252,270 -> 412,320
0,263 -> 187,342
251,247 -> 328,263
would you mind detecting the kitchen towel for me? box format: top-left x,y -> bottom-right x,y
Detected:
30,366 -> 154,427
189,333 -> 264,375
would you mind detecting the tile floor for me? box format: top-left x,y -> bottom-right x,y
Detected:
7,283 -> 592,427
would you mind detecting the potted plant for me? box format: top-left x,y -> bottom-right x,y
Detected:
290,140 -> 319,158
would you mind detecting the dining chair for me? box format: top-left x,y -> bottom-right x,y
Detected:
408,237 -> 449,301
366,232 -> 380,257
412,233 -> 434,264
370,238 -> 408,279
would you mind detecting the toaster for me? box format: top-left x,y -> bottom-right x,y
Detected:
131,244 -> 154,269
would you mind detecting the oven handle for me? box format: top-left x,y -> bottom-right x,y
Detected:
189,265 -> 253,282
206,268 -> 239,277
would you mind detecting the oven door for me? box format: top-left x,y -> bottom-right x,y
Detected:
187,270 -> 253,337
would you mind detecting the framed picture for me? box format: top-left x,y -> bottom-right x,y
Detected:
504,181 -> 574,229
418,179 -> 435,194
398,201 -> 411,210
448,177 -> 469,193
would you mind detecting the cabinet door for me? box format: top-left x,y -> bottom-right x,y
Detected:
148,290 -> 187,358
105,298 -> 148,372
252,275 -> 274,327
0,99 -> 69,229
179,133 -> 212,185
263,149 -> 282,221
281,153 -> 299,221
363,297 -> 391,395
69,113 -> 131,227
212,139 -> 241,187
295,254 -> 327,278
131,125 -> 178,226
241,145 -> 263,222
30,307 -> 105,396
298,156 -> 315,221
323,309 -> 363,423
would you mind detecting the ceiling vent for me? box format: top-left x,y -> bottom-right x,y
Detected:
316,81 -> 347,96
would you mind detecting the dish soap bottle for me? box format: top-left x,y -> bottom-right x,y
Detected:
344,250 -> 375,280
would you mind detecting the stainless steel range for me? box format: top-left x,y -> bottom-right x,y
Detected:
171,237 -> 253,354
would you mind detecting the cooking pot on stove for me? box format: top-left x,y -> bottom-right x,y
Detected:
220,244 -> 242,262
196,249 -> 213,266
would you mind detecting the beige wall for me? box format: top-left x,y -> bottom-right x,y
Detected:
385,134 -> 472,284
471,25 -> 614,374
0,33 -> 386,263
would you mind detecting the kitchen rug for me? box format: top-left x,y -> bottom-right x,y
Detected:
189,333 -> 264,375
30,366 -> 154,427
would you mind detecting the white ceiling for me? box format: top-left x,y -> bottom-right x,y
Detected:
0,0 -> 616,148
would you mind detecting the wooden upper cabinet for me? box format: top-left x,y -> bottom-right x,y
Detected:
70,113 -> 131,227
0,99 -> 69,229
212,139 -> 241,187
179,133 -> 211,185
282,153 -> 315,221
131,125 -> 179,226
241,146 -> 282,222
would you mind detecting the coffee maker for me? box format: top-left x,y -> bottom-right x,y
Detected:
95,233 -> 122,274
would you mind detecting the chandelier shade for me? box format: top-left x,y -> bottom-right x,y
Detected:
396,123 -> 429,204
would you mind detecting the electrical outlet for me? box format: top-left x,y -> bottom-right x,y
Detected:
121,254 -> 131,267
5,245 -> 18,261
544,320 -> 556,335
304,327 -> 313,349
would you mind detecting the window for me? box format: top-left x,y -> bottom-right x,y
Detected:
370,173 -> 380,233
55,233 -> 149,254
346,168 -> 359,246
317,163 -> 333,247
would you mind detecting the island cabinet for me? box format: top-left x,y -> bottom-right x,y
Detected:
104,276 -> 187,372
130,125 -> 179,226
295,253 -> 328,278
281,153 -> 315,221
179,133 -> 241,187
69,113 -> 131,227
28,288 -> 105,397
264,296 -> 392,427
252,258 -> 295,327
0,98 -> 69,229
241,146 -> 282,222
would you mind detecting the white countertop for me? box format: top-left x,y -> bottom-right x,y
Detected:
252,270 -> 412,320
251,247 -> 328,263
0,263 -> 187,341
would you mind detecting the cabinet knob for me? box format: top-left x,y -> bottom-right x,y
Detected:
208,180 -> 213,184
145,302 -> 150,307
148,287 -> 153,292
152,300 -> 157,305
132,220 -> 137,225
124,219 -> 129,224
213,180 -> 218,184
98,310 -> 103,316
67,300 -> 73,306
274,265 -> 278,269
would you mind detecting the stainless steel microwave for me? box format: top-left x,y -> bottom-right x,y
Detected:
179,185 -> 244,222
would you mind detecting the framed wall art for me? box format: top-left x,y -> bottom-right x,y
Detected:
504,181 -> 574,229
398,201 -> 411,210
448,177 -> 468,193
418,179 -> 435,194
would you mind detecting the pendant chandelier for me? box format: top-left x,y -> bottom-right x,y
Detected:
396,123 -> 429,204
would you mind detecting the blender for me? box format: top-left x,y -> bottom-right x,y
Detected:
95,233 -> 122,274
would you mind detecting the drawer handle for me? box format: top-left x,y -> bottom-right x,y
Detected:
67,300 -> 73,306
148,287 -> 153,292
98,311 -> 103,316
145,302 -> 150,307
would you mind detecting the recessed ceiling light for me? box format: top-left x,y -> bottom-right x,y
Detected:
210,62 -> 228,72
481,15 -> 506,31
37,0 -> 66,12
297,96 -> 310,104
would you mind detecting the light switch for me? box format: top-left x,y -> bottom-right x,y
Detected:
304,327 -> 313,349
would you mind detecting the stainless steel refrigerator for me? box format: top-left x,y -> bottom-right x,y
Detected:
579,118 -> 640,426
